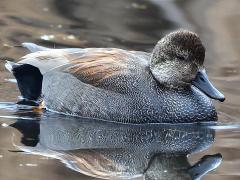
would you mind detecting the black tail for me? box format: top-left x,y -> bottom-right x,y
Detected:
12,64 -> 43,102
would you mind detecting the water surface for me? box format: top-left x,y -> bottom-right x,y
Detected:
0,0 -> 240,179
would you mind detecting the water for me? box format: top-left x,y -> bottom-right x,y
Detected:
0,0 -> 240,179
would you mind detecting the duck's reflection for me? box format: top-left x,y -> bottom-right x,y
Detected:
10,113 -> 222,179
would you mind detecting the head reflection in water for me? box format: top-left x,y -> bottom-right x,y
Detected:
11,114 -> 222,180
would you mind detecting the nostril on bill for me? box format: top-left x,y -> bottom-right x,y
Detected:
200,77 -> 205,82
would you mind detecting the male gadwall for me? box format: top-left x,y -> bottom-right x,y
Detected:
5,30 -> 225,123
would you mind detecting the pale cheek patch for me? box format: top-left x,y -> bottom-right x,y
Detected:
152,62 -> 194,86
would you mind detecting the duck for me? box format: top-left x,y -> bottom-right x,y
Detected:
5,29 -> 225,123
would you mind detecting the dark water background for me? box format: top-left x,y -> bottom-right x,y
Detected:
0,0 -> 240,179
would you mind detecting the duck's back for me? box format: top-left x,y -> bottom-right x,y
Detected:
40,48 -> 161,123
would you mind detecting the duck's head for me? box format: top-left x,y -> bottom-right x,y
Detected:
150,30 -> 225,102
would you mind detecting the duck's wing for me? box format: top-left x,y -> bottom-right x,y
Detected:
18,43 -> 81,74
12,43 -> 150,93
48,48 -> 151,93
18,43 -> 150,78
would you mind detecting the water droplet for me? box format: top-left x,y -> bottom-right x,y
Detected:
25,163 -> 38,167
67,35 -> 75,40
43,7 -> 49,12
131,3 -> 147,10
41,35 -> 55,41
57,24 -> 63,28
1,123 -> 8,127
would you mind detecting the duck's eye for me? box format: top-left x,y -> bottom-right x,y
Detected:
176,55 -> 185,61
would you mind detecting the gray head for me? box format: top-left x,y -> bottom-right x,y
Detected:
150,30 -> 225,102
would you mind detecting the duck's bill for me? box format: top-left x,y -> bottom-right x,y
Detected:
192,69 -> 225,102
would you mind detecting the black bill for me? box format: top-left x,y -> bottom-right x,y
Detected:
192,69 -> 225,102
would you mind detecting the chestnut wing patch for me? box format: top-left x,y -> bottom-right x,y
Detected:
63,49 -> 143,93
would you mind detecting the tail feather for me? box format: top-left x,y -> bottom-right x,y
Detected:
21,42 -> 50,52
5,60 -> 19,73
11,63 -> 43,101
